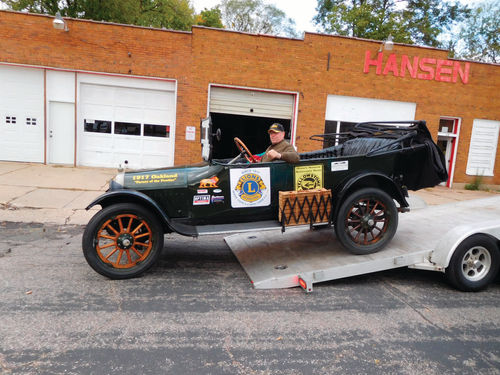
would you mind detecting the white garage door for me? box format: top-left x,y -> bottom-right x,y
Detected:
78,76 -> 176,169
326,95 -> 416,123
0,65 -> 44,163
210,86 -> 294,119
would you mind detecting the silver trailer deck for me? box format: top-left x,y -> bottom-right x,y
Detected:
224,196 -> 500,292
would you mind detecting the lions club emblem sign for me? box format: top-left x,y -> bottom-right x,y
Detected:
230,168 -> 271,208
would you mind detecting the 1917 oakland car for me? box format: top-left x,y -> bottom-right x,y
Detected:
82,118 -> 448,279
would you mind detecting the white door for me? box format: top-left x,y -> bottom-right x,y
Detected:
48,102 -> 75,164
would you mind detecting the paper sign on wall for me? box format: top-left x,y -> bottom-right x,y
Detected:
185,126 -> 196,141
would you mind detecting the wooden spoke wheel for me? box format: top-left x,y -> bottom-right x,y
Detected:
83,203 -> 164,279
234,137 -> 257,163
335,188 -> 398,255
96,214 -> 153,269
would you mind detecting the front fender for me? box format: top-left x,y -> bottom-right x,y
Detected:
86,190 -> 196,236
333,172 -> 408,217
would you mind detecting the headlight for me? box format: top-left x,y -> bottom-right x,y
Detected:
109,173 -> 125,190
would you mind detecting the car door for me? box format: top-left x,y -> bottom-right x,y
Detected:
189,161 -> 294,225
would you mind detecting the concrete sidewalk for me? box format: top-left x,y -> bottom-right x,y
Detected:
0,161 -> 116,225
0,161 -> 498,225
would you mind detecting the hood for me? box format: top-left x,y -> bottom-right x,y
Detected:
122,162 -> 222,190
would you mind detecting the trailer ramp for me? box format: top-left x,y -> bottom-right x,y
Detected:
224,196 -> 500,292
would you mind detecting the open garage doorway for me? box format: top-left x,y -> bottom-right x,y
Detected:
209,85 -> 297,159
210,113 -> 291,159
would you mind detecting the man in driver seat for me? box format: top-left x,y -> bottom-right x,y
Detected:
261,123 -> 300,163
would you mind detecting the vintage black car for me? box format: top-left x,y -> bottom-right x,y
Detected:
82,118 -> 448,279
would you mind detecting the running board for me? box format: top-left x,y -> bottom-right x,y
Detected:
196,220 -> 330,236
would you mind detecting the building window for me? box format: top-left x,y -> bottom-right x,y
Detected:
26,118 -> 37,126
439,118 -> 456,134
114,122 -> 141,136
144,124 -> 170,138
6,116 -> 16,124
84,119 -> 111,133
323,120 -> 357,148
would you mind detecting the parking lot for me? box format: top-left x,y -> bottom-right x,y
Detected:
1,220 -> 500,374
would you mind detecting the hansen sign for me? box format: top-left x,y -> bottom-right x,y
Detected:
364,51 -> 470,84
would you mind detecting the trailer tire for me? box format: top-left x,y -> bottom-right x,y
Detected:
335,187 -> 398,255
82,203 -> 164,279
445,234 -> 499,292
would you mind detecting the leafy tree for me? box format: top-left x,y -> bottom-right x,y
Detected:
195,6 -> 224,28
313,0 -> 468,48
314,0 -> 410,43
220,0 -> 299,38
401,0 -> 468,47
456,1 -> 499,63
1,0 -> 196,30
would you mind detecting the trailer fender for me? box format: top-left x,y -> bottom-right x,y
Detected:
431,222 -> 500,269
334,172 -> 408,216
86,190 -> 196,237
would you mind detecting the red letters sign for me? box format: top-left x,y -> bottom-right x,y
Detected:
363,51 -> 470,84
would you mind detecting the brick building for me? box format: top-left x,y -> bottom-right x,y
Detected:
0,10 -> 499,187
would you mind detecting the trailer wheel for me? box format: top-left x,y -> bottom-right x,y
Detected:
335,187 -> 398,255
445,234 -> 499,292
82,203 -> 164,279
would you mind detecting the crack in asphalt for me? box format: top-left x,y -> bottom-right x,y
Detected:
379,278 -> 448,333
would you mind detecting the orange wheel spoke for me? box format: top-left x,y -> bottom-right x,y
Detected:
135,242 -> 150,247
115,250 -> 123,265
125,249 -> 133,265
105,224 -> 119,235
135,232 -> 151,239
105,247 -> 119,260
118,217 -> 124,232
126,217 -> 134,232
131,246 -> 143,257
99,234 -> 116,240
99,242 -> 116,250
131,222 -> 144,234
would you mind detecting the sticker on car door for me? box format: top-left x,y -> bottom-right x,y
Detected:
230,167 -> 271,208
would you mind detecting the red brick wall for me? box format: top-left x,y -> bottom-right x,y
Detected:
1,11 -> 499,185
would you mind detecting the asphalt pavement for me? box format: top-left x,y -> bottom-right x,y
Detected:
1,222 -> 499,374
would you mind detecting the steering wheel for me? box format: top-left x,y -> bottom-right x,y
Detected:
234,137 -> 257,163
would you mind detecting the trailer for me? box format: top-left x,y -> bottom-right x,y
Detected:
224,196 -> 500,292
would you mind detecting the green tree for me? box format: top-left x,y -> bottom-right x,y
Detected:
195,6 -> 224,28
314,0 -> 410,43
456,1 -> 499,63
402,0 -> 468,47
1,0 -> 196,30
220,0 -> 299,38
314,0 -> 468,48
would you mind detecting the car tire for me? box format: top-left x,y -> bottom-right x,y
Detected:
82,203 -> 164,279
445,234 -> 499,292
335,187 -> 398,255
